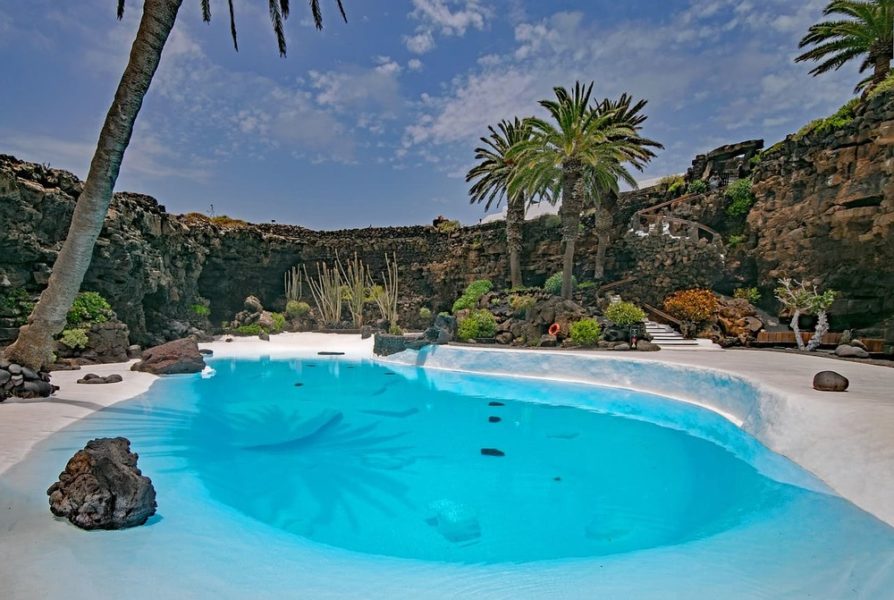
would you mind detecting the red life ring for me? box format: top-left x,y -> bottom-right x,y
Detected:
548,323 -> 561,336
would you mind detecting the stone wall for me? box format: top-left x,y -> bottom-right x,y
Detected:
748,92 -> 894,338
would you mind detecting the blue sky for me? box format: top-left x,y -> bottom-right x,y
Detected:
0,0 -> 860,229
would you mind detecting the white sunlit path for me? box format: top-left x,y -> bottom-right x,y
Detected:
1,335 -> 893,599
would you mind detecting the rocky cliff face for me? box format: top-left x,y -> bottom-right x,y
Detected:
749,92 -> 894,339
1,92 -> 892,347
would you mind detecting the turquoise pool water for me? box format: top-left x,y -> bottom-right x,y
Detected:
2,355 -> 893,598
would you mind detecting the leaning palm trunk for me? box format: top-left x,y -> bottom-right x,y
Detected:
559,163 -> 584,299
592,206 -> 611,280
505,195 -> 525,289
3,0 -> 183,370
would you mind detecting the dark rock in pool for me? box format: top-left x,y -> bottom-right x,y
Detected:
294,382 -> 304,387
47,437 -> 156,530
488,401 -> 505,407
813,370 -> 849,392
131,338 -> 205,375
488,416 -> 501,423
318,351 -> 345,356
198,348 -> 214,356
480,448 -> 505,457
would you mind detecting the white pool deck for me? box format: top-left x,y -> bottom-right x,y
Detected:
2,332 -> 893,529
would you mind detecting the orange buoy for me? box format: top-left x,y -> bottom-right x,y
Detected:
548,323 -> 561,336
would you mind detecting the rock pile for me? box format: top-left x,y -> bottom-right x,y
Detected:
0,359 -> 56,401
47,437 -> 157,530
76,373 -> 124,385
230,295 -> 278,334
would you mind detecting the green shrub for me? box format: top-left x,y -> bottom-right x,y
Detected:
509,294 -> 536,317
570,319 -> 602,347
286,300 -> 311,318
452,279 -> 494,313
66,291 -> 113,327
687,179 -> 707,194
794,98 -> 860,140
190,303 -> 211,317
388,324 -> 404,335
541,214 -> 562,229
270,312 -> 286,333
457,310 -> 497,341
725,178 -> 755,217
577,281 -> 596,290
727,233 -> 746,247
418,307 -> 432,322
868,72 -> 894,100
59,328 -> 89,349
544,272 -> 576,296
605,301 -> 646,326
235,324 -> 264,336
734,287 -> 762,304
435,219 -> 461,233
660,175 -> 685,196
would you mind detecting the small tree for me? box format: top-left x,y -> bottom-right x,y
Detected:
775,278 -> 837,351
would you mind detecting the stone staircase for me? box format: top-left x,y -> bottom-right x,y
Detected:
644,320 -> 700,347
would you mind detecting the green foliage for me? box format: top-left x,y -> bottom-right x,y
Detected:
725,178 -> 755,217
867,71 -> 894,100
727,234 -> 746,247
605,301 -> 646,326
270,312 -> 286,333
452,279 -> 494,313
286,300 -> 311,318
66,291 -> 113,327
418,307 -> 432,323
794,98 -> 860,140
577,280 -> 597,290
388,324 -> 404,335
235,324 -> 264,336
775,278 -> 837,314
570,319 -> 602,347
435,219 -> 460,233
0,288 -> 34,326
749,153 -> 763,167
734,287 -> 762,304
541,214 -> 562,229
457,310 -> 497,341
60,328 -> 89,349
687,179 -> 708,194
190,303 -> 211,317
544,272 -> 576,296
509,294 -> 536,317
660,175 -> 685,196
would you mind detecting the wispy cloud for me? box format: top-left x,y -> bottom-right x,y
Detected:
404,0 -> 490,54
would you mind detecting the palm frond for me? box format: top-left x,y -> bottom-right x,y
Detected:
201,0 -> 211,22
269,0 -> 287,56
228,0 -> 239,50
117,0 -> 125,20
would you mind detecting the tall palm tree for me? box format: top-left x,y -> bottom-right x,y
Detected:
466,118 -> 534,289
509,83 -> 658,299
3,0 -> 347,371
796,0 -> 894,93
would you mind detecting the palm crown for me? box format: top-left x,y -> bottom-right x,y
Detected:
117,0 -> 347,56
466,118 -> 533,211
796,0 -> 894,92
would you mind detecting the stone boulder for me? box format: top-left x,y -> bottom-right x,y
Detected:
77,373 -> 124,385
0,359 -> 57,401
636,340 -> 661,352
47,437 -> 156,530
131,338 -> 205,375
834,344 -> 870,359
244,295 -> 263,313
813,371 -> 849,392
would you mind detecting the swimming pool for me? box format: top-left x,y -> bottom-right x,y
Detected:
1,354 -> 892,598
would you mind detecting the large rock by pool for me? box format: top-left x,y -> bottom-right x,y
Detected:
131,338 -> 205,375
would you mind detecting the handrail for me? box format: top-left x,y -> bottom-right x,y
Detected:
636,192 -> 700,217
596,276 -> 638,293
637,213 -> 721,240
643,303 -> 683,329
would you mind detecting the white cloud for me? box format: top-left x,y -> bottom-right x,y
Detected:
404,0 -> 490,53
407,58 -> 424,71
405,31 -> 436,54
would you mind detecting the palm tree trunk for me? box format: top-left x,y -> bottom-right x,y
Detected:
2,0 -> 183,370
874,53 -> 891,87
593,206 -> 611,280
559,163 -> 584,300
505,194 -> 525,289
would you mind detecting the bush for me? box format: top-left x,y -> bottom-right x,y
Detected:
687,179 -> 707,194
868,72 -> 894,100
727,233 -> 746,247
544,272 -> 576,296
66,291 -> 113,327
452,279 -> 494,313
541,214 -> 562,229
604,302 -> 646,326
662,289 -> 718,323
388,324 -> 404,335
418,307 -> 432,323
286,300 -> 311,318
457,310 -> 497,341
270,312 -> 286,333
509,294 -> 536,317
190,303 -> 211,317
235,324 -> 264,336
734,287 -> 762,304
725,178 -> 755,217
794,98 -> 860,140
435,219 -> 460,233
59,328 -> 89,349
570,319 -> 602,347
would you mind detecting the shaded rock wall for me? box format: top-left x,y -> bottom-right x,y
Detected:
749,92 -> 894,338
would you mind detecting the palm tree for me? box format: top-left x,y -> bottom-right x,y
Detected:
466,118 -> 534,289
508,83 -> 659,299
3,0 -> 347,370
796,0 -> 894,93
